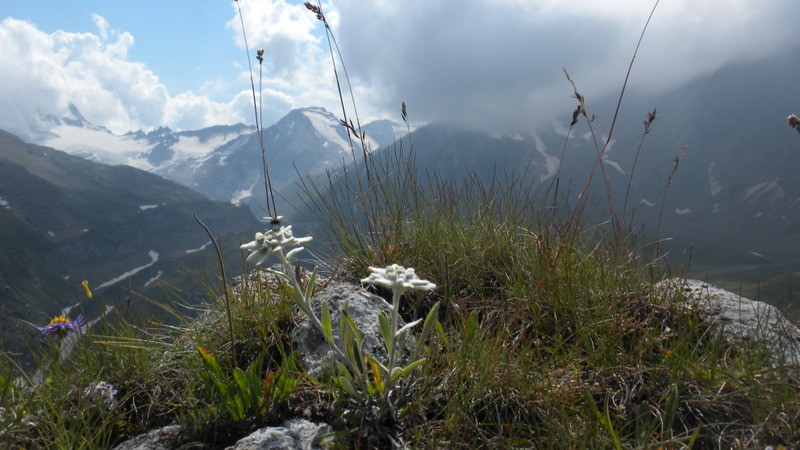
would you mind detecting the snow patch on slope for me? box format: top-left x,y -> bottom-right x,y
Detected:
302,108 -> 380,153
95,251 -> 159,290
303,108 -> 350,152
185,241 -> 212,254
231,179 -> 258,205
533,136 -> 560,180
144,271 -> 163,287
708,161 -> 722,197
602,159 -> 625,175
743,178 -> 785,204
171,132 -> 249,159
39,125 -> 150,167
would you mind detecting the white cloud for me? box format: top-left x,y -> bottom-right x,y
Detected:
225,1 -> 376,124
226,4 -> 329,98
91,14 -> 109,41
0,16 -> 271,141
3,0 -> 799,143
228,0 -> 319,73
164,88 -> 291,131
316,0 -> 800,131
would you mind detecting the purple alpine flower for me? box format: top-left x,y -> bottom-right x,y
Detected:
38,314 -> 86,338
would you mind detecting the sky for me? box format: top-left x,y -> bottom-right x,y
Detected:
1,0 -> 799,141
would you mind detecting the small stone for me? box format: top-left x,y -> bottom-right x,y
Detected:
112,424 -> 184,450
226,419 -> 332,450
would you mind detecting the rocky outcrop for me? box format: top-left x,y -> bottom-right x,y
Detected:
115,278 -> 400,449
291,280 -> 407,377
668,279 -> 800,368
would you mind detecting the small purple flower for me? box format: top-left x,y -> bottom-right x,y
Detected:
38,314 -> 85,338
83,381 -> 118,406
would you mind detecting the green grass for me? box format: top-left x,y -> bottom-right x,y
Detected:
3,2 -> 796,446
3,144 -> 799,448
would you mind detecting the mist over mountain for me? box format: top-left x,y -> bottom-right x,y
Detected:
547,45 -> 800,286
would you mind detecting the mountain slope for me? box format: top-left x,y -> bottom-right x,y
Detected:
543,46 -> 800,282
0,130 -> 260,350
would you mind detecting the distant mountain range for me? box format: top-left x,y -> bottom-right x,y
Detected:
545,45 -> 800,303
0,130 -> 260,353
17,44 -> 800,316
276,48 -> 800,310
37,106 -> 409,216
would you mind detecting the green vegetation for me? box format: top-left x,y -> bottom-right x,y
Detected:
2,2 -> 799,448
2,143 -> 799,447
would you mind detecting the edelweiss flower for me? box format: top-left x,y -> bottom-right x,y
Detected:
38,315 -> 85,338
361,264 -> 436,296
240,225 -> 312,266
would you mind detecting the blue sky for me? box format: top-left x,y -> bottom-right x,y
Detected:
2,1 -> 277,101
1,0 -> 799,141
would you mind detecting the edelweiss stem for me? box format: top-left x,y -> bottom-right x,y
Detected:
236,0 -> 278,219
383,290 -> 401,405
277,251 -> 348,363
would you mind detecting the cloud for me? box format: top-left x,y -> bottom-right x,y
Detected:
91,14 -> 109,41
0,16 -> 273,141
164,88 -> 292,131
228,0 -> 319,74
314,0 -> 800,132
3,0 -> 799,143
225,1 -> 344,119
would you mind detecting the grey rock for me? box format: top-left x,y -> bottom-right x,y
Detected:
112,424 -> 184,450
227,419 -> 332,450
667,279 -> 800,367
291,281 -> 406,377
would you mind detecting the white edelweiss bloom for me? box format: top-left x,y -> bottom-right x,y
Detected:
361,263 -> 436,295
240,226 -> 312,266
240,232 -> 274,266
271,225 -> 312,248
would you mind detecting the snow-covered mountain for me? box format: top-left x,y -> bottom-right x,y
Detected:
35,106 -> 408,214
36,104 -> 250,169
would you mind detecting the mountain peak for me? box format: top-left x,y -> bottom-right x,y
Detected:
297,106 -> 333,116
62,104 -> 90,128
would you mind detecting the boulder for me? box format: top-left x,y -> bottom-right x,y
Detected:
669,279 -> 800,368
291,281 -> 406,377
